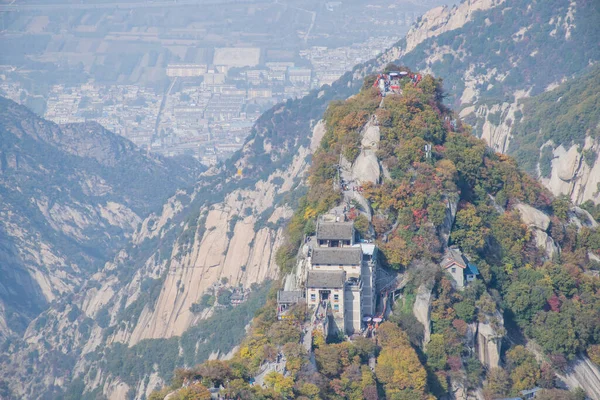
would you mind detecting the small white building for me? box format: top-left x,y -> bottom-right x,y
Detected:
441,247 -> 480,289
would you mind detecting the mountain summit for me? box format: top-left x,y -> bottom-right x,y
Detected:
147,68 -> 600,399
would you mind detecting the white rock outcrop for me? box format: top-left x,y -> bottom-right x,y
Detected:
568,206 -> 599,229
533,229 -> 559,260
542,138 -> 600,205
439,195 -> 459,248
352,150 -> 380,185
127,123 -> 323,344
478,90 -> 529,154
515,203 -> 550,231
476,310 -> 503,369
361,119 -> 380,149
404,0 -> 506,54
413,283 -> 433,345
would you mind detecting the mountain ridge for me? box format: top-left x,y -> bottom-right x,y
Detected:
0,96 -> 203,337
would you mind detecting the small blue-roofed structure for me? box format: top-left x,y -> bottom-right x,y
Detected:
465,262 -> 480,283
493,398 -> 522,400
441,246 -> 480,289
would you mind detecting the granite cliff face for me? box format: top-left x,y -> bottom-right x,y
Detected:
0,97 -> 202,338
510,67 -> 600,205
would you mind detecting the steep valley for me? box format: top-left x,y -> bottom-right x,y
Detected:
0,61 -> 368,398
0,97 -> 202,338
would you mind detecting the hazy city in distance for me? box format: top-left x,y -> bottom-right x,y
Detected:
0,0 -> 455,165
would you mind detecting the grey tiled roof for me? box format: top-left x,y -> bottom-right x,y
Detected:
316,221 -> 354,241
277,290 -> 303,303
306,270 -> 345,288
312,248 -> 362,266
441,247 -> 467,269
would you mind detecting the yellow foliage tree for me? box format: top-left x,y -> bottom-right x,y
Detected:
264,371 -> 294,397
174,383 -> 211,400
375,322 -> 428,398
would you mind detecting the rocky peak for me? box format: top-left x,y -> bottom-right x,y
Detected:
404,0 -> 505,55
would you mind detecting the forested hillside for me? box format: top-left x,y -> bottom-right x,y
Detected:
149,70 -> 600,399
383,0 -> 600,205
510,65 -> 600,208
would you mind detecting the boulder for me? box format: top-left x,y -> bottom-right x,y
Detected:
533,229 -> 559,260
515,203 -> 550,231
361,119 -> 380,149
556,145 -> 581,182
568,206 -> 599,229
543,142 -> 600,206
413,283 -> 433,345
476,310 -> 503,369
352,149 -> 380,184
450,380 -> 468,400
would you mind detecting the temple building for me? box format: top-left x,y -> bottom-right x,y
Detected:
305,220 -> 378,335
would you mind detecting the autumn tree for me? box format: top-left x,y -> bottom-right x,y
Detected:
451,203 -> 488,254
506,346 -> 541,392
174,383 -> 211,400
375,322 -> 428,398
197,360 -> 231,387
426,334 -> 448,371
483,368 -> 510,399
264,371 -> 294,397
268,321 -> 302,346
315,343 -> 351,377
354,214 -> 370,238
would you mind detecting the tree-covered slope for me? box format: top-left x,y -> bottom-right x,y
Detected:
382,0 -> 600,205
0,97 -> 203,335
512,65 -> 600,165
149,70 -> 600,399
509,65 -> 600,207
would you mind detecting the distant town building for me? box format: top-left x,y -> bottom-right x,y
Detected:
202,72 -> 226,85
214,47 -> 261,68
247,88 -> 273,99
266,62 -> 295,72
326,1 -> 342,12
287,67 -> 312,86
166,64 -> 208,77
